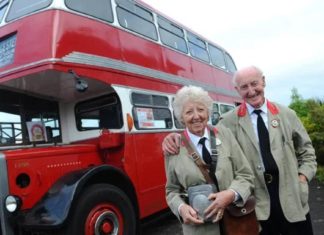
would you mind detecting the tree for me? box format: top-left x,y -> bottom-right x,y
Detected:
289,88 -> 324,166
289,87 -> 308,118
308,102 -> 324,165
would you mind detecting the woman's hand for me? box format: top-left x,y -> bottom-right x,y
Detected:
204,190 -> 235,222
179,204 -> 204,225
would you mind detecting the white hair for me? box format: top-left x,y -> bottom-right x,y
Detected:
172,85 -> 213,123
232,65 -> 264,86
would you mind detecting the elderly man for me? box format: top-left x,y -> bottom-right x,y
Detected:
162,66 -> 317,235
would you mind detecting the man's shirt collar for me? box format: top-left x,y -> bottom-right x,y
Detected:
246,100 -> 268,116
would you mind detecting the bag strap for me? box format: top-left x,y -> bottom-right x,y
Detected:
207,126 -> 220,191
209,125 -> 219,165
181,132 -> 213,184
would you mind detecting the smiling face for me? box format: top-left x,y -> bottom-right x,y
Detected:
181,101 -> 209,136
234,67 -> 266,108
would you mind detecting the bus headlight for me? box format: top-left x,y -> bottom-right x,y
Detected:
5,195 -> 22,213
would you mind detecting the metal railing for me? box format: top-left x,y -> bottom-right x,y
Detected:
0,122 -> 22,145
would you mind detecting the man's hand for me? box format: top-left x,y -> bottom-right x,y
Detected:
162,133 -> 181,155
298,173 -> 308,183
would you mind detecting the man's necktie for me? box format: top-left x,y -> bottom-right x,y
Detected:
199,137 -> 212,164
253,110 -> 278,172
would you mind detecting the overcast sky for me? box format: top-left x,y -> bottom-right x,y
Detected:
142,0 -> 324,106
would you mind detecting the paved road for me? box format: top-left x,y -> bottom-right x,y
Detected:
141,179 -> 324,235
310,179 -> 324,235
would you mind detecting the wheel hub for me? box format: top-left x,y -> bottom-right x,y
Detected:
95,211 -> 119,234
86,205 -> 122,235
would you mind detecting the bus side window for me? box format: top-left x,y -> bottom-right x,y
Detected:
220,104 -> 235,114
208,44 -> 226,69
0,0 -> 9,23
174,113 -> 184,129
99,106 -> 123,129
6,0 -> 52,21
131,92 -> 172,130
187,32 -> 210,63
65,0 -> 114,23
157,16 -> 188,54
75,94 -> 123,131
171,96 -> 184,129
45,126 -> 53,142
225,53 -> 237,73
116,1 -> 158,41
211,103 -> 220,125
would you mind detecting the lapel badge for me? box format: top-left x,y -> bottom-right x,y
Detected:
271,119 -> 279,128
216,138 -> 222,145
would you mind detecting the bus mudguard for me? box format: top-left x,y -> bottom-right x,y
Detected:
16,165 -> 138,230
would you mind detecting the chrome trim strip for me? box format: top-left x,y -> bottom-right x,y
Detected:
0,153 -> 14,235
62,52 -> 239,98
0,58 -> 60,78
0,52 -> 239,98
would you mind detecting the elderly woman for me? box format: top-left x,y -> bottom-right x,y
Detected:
165,85 -> 254,235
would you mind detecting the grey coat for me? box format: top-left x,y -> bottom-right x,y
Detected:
220,101 -> 317,222
165,125 -> 254,235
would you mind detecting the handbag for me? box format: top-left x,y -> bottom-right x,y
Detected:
181,126 -> 258,235
188,184 -> 216,222
226,195 -> 256,216
222,195 -> 258,235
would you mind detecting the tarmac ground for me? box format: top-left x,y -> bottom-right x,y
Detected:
141,179 -> 324,235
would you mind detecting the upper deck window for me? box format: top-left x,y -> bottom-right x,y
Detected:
0,0 -> 9,23
75,94 -> 123,131
225,53 -> 237,73
116,0 -> 157,41
187,32 -> 209,63
0,33 -> 17,68
158,16 -> 187,54
65,0 -> 113,23
208,44 -> 226,69
6,0 -> 52,22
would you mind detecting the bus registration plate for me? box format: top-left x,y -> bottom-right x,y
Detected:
0,34 -> 17,68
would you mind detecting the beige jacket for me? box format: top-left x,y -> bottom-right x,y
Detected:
165,125 -> 254,235
220,101 -> 317,222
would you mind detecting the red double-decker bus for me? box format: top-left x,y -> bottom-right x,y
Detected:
0,0 -> 240,234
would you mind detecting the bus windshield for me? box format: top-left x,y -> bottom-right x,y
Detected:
0,88 -> 61,146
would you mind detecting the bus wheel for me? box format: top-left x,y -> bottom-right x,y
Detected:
65,183 -> 136,235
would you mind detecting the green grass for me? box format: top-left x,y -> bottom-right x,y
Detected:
316,165 -> 324,182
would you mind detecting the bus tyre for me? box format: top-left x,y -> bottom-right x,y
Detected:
65,183 -> 136,235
